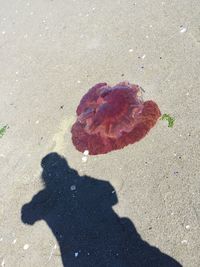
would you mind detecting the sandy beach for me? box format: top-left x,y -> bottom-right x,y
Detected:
0,0 -> 200,266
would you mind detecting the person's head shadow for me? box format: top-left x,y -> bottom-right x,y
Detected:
21,152 -> 182,267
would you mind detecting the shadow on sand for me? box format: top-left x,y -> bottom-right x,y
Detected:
21,152 -> 182,267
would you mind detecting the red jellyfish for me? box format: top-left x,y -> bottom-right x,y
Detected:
71,81 -> 161,155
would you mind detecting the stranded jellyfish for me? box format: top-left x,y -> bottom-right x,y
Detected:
71,81 -> 161,155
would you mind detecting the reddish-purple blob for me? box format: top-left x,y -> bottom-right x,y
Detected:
71,81 -> 161,155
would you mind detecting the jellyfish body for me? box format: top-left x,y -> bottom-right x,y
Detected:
71,82 -> 161,155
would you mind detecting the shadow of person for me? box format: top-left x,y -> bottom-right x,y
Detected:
21,153 -> 182,267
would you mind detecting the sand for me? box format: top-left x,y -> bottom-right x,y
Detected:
0,0 -> 200,266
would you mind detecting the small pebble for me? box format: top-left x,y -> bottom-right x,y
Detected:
2,31 -> 6,35
186,225 -> 190,230
77,80 -> 81,83
141,54 -> 146,59
83,150 -> 89,156
181,239 -> 188,244
12,239 -> 17,244
129,49 -> 133,53
35,120 -> 39,124
82,156 -> 87,163
180,27 -> 187,33
23,244 -> 30,250
75,252 -> 79,257
70,185 -> 76,191
1,259 -> 5,267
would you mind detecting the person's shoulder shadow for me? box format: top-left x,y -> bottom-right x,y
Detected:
21,153 -> 182,267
